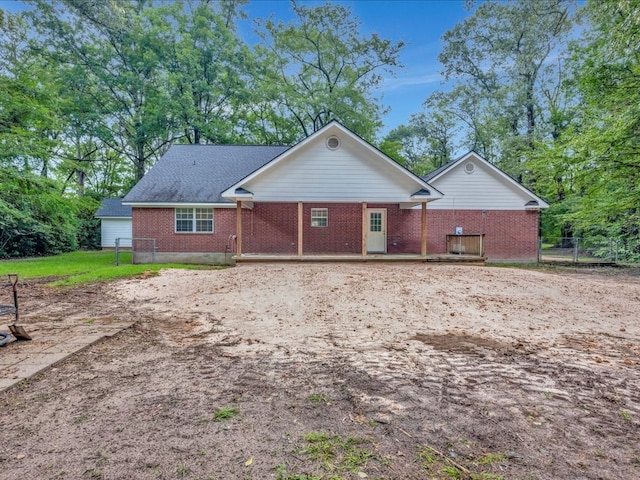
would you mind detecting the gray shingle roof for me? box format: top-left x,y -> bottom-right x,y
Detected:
95,198 -> 132,218
422,159 -> 457,182
123,145 -> 290,204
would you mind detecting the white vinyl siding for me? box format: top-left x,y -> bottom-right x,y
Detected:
428,160 -> 533,210
242,137 -> 425,203
101,218 -> 132,247
175,208 -> 213,233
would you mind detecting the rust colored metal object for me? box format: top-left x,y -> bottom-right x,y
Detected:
2,274 -> 31,341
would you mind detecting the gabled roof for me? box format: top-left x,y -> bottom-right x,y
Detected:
222,121 -> 443,203
95,198 -> 132,218
123,145 -> 290,204
422,151 -> 549,209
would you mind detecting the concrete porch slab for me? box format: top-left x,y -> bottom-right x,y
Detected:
0,321 -> 133,393
234,253 -> 485,264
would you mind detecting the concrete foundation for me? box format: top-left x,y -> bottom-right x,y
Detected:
133,251 -> 235,266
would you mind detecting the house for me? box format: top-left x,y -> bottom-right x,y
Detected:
422,152 -> 549,262
122,121 -> 547,264
95,198 -> 132,249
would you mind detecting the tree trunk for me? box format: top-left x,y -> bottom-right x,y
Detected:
135,142 -> 146,181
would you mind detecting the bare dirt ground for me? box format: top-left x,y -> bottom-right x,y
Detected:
1,263 -> 639,480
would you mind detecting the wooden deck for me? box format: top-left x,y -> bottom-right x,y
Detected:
234,253 -> 485,264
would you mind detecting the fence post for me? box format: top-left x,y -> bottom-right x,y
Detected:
608,238 -> 612,262
115,238 -> 120,266
538,237 -> 542,263
615,240 -> 619,264
573,238 -> 579,263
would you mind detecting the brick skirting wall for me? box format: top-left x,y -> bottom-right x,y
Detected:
133,205 -> 539,261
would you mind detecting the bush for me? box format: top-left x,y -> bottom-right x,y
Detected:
0,168 -> 80,257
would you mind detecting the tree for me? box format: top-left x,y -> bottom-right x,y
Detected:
547,0 -> 640,257
31,0 -> 176,181
151,1 -> 250,145
251,1 -> 404,143
0,10 -> 61,176
0,167 -> 81,257
433,0 -> 574,178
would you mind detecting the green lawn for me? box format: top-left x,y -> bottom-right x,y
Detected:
0,251 -> 216,286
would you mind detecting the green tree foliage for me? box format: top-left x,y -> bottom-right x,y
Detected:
382,110 -> 459,176
432,0 -> 574,179
0,168 -> 81,257
252,1 -> 404,143
542,0 -> 640,256
0,10 -> 61,175
152,1 -> 250,145
32,0 -> 176,181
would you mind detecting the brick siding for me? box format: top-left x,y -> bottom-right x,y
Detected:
133,205 -> 539,261
426,209 -> 540,261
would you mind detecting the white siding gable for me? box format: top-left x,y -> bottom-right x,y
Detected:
101,218 -> 132,247
428,154 -> 541,210
241,129 -> 430,203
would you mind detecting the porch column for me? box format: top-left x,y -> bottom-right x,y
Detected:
421,202 -> 427,257
361,202 -> 367,256
236,200 -> 242,256
297,202 -> 303,256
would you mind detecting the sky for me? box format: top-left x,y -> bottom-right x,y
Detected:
237,1 -> 471,134
0,0 -> 471,135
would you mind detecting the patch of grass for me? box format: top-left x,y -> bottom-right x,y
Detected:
295,431 -> 382,476
213,406 -> 240,422
442,465 -> 463,478
417,443 -> 505,480
308,393 -> 329,405
275,464 -> 323,480
176,462 -> 190,477
0,250 -> 218,286
619,409 -> 632,421
478,452 -> 506,465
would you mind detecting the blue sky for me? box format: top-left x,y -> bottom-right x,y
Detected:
237,0 -> 471,134
1,0 -> 470,135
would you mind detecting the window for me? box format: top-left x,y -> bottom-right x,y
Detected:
311,208 -> 328,227
175,208 -> 213,233
369,212 -> 382,232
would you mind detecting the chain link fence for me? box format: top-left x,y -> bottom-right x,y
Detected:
539,237 -> 622,264
115,237 -> 156,265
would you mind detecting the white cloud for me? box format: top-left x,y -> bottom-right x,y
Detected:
381,72 -> 444,92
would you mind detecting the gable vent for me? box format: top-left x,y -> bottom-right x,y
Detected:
326,136 -> 340,150
464,162 -> 475,174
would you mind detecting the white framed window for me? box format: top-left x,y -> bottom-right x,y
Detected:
175,208 -> 213,233
311,208 -> 328,227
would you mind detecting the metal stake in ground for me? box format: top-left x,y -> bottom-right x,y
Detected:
7,274 -> 31,341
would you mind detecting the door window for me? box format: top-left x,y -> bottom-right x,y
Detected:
370,212 -> 382,232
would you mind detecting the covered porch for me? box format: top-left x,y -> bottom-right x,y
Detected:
232,200 -> 433,258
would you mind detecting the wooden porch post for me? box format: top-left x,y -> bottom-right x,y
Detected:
236,200 -> 242,256
421,202 -> 427,257
361,202 -> 368,256
297,202 -> 303,256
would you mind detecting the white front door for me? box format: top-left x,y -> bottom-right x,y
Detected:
367,208 -> 387,253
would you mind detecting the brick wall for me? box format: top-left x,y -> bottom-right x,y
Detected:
243,203 -> 297,254
426,209 -> 540,261
132,207 -> 236,253
133,205 -> 539,261
303,203 -> 361,253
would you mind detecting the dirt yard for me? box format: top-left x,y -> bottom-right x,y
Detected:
1,263 -> 639,480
